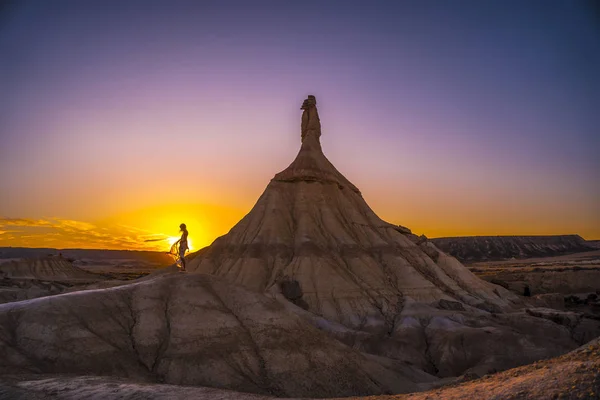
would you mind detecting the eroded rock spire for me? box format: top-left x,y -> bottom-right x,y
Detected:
300,95 -> 320,142
272,95 -> 359,192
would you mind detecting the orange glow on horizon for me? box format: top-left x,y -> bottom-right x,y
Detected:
0,193 -> 598,252
1,1 -> 598,251
96,203 -> 244,252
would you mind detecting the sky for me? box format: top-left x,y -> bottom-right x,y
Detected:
0,0 -> 599,251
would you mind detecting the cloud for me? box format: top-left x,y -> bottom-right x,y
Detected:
118,224 -> 155,234
0,217 -> 169,251
144,237 -> 169,242
54,219 -> 96,231
0,218 -> 53,227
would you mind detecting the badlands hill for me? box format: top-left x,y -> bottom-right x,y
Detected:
0,256 -> 97,281
0,256 -> 104,304
186,95 -> 518,327
0,247 -> 172,267
431,235 -> 594,263
184,96 -> 600,382
587,240 -> 600,249
0,273 -> 437,398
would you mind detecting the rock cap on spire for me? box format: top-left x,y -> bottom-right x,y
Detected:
300,95 -> 321,143
301,95 -> 316,110
273,95 -> 359,193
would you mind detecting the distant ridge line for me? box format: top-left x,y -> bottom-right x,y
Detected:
431,234 -> 595,263
431,234 -> 585,239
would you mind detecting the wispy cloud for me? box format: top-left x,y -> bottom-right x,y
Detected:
55,219 -> 96,231
0,217 -> 170,251
142,233 -> 171,242
144,238 -> 168,242
0,218 -> 53,227
117,224 -> 155,234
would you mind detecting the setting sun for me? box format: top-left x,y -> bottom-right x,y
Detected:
85,203 -> 245,252
166,236 -> 194,252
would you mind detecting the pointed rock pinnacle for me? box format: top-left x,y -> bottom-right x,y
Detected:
300,95 -> 321,143
272,95 -> 359,193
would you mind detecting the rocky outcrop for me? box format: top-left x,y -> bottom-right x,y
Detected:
0,256 -> 98,281
530,293 -> 565,310
0,257 -> 103,304
0,248 -> 173,266
431,235 -> 594,263
0,273 -> 436,398
479,267 -> 600,296
0,279 -> 72,305
586,240 -> 600,249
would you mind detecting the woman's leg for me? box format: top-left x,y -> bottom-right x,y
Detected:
179,248 -> 186,271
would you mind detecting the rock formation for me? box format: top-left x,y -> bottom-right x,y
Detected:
185,95 -> 600,378
0,274 -> 436,397
0,248 -> 173,266
1,330 -> 598,399
0,256 -> 97,281
431,235 -> 594,263
187,96 -> 518,329
0,257 -> 103,304
479,266 -> 600,297
300,94 -> 320,142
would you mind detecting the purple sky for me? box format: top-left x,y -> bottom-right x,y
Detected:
0,0 -> 599,249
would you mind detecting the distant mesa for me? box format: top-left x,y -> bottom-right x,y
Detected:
0,255 -> 97,281
0,255 -> 102,304
0,247 -> 173,265
431,235 -> 595,263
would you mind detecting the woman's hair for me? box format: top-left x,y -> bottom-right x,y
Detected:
179,223 -> 186,230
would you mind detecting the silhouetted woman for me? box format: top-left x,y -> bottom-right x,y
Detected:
178,223 -> 188,272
